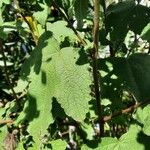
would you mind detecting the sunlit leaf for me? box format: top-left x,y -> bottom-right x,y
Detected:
50,139 -> 67,150
135,104 -> 150,136
17,31 -> 91,148
82,125 -> 150,150
106,1 -> 150,41
46,21 -> 78,43
33,3 -> 48,26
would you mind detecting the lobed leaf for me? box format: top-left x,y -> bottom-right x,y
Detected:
82,125 -> 150,150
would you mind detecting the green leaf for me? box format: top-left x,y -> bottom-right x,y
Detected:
0,1 -> 2,7
74,0 -> 89,29
0,126 -> 7,149
99,53 -> 150,104
50,139 -> 67,150
0,9 -> 3,26
135,104 -> 150,136
2,0 -> 10,4
82,125 -> 150,150
106,1 -> 150,41
14,79 -> 29,93
81,122 -> 95,141
33,3 -> 48,26
46,21 -> 78,43
18,31 -> 91,148
101,125 -> 150,150
140,23 -> 150,41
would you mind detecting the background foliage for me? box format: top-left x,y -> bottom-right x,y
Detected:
0,0 -> 150,149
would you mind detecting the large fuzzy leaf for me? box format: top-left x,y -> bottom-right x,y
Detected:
18,31 -> 91,148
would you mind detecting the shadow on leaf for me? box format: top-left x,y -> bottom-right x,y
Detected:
137,131 -> 150,150
21,31 -> 53,79
22,94 -> 40,122
76,48 -> 89,65
51,97 -> 66,120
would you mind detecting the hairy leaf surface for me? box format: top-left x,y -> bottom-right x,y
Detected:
18,31 -> 91,148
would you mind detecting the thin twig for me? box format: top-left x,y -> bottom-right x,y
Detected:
52,1 -> 86,45
0,40 -> 18,101
13,0 -> 38,45
103,99 -> 150,122
0,120 -> 14,124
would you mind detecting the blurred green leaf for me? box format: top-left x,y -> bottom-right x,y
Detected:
33,3 -> 48,26
0,126 -> 7,149
14,79 -> 29,93
99,54 -> 150,103
141,23 -> 150,41
0,9 -> 3,26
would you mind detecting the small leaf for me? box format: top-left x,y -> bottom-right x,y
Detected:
33,3 -> 48,26
0,9 -> 3,26
0,60 -> 13,67
135,105 -> 150,136
141,23 -> 150,41
74,0 -> 88,29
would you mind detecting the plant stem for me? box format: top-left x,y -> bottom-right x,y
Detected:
0,40 -> 18,101
92,0 -> 104,136
0,120 -> 14,124
13,0 -> 38,45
